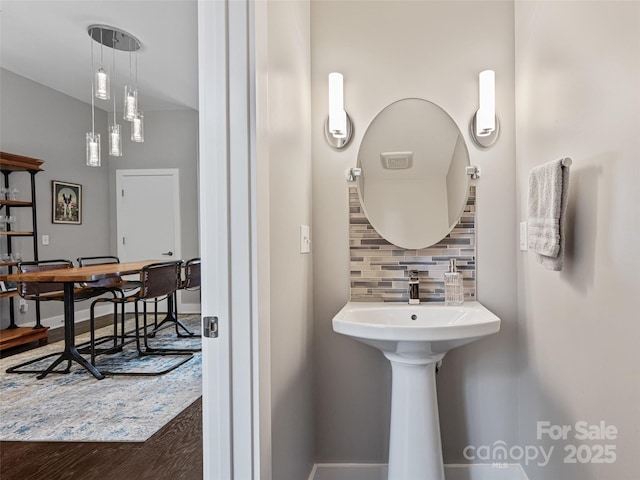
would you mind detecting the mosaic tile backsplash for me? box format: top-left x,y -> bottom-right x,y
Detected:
349,186 -> 476,303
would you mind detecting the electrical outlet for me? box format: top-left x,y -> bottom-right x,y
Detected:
19,299 -> 28,314
42,234 -> 49,246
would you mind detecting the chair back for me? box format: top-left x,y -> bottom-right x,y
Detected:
183,258 -> 201,290
17,260 -> 72,297
77,256 -> 124,288
77,256 -> 120,266
139,261 -> 182,299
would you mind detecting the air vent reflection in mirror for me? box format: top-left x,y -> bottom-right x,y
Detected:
380,151 -> 413,169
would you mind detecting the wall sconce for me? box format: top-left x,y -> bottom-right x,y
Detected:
470,69 -> 499,149
325,72 -> 353,149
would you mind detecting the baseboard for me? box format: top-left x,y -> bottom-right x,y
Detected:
177,303 -> 201,314
15,304 -> 115,330
15,304 -> 201,330
309,463 -> 529,480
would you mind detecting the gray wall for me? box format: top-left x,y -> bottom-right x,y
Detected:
311,0 -> 518,463
0,68 -> 199,327
0,68 -> 110,329
106,109 -> 200,307
515,2 -> 640,479
256,1 -> 315,479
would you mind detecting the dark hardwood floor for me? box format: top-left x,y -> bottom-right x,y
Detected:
0,398 -> 203,480
0,316 -> 203,480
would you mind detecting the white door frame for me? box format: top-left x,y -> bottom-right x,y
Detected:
115,168 -> 184,311
198,0 -> 259,478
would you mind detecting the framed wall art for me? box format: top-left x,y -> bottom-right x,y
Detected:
52,180 -> 82,225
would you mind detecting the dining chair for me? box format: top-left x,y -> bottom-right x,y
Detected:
17,259 -> 107,303
76,256 -> 141,353
163,257 -> 201,336
88,260 -> 194,376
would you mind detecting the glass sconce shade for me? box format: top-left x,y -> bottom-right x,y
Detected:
328,72 -> 347,138
95,68 -> 110,100
123,86 -> 138,121
131,111 -> 144,142
476,70 -> 495,136
109,123 -> 123,156
86,132 -> 101,167
324,72 -> 353,149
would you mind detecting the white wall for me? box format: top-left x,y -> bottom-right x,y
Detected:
256,1 -> 315,479
0,68 -> 110,328
311,0 -> 517,463
515,2 -> 640,479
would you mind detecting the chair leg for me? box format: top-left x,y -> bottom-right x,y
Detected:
94,299 -> 193,377
112,302 -> 118,350
90,300 -> 97,366
136,298 -> 200,354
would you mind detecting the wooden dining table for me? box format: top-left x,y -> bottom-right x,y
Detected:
1,260 -> 159,380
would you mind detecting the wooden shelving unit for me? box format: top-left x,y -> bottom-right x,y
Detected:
0,151 -> 47,350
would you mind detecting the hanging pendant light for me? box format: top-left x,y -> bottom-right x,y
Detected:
109,124 -> 122,156
123,38 -> 138,121
94,28 -> 110,100
123,85 -> 138,121
87,25 -> 141,164
130,48 -> 144,142
108,31 -> 122,156
131,111 -> 144,142
86,35 -> 101,167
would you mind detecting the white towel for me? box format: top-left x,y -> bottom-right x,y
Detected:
527,159 -> 570,271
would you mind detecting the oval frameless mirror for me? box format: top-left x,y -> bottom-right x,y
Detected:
356,98 -> 471,249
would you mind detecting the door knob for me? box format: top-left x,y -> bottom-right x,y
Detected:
161,251 -> 173,256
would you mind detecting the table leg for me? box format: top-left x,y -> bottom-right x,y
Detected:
50,282 -> 105,380
6,283 -> 105,380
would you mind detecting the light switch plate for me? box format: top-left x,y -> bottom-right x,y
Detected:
300,225 -> 311,254
519,222 -> 528,251
42,234 -> 50,246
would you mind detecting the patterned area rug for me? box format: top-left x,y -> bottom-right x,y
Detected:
0,315 -> 201,442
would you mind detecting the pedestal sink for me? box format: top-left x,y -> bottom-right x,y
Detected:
332,301 -> 500,480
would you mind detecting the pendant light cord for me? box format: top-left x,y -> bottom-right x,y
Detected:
112,30 -> 117,123
90,33 -> 95,134
135,45 -> 138,89
99,28 -> 104,68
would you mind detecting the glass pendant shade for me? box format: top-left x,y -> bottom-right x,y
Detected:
95,68 -> 110,100
86,132 -> 101,167
109,124 -> 123,156
131,111 -> 144,142
123,86 -> 138,121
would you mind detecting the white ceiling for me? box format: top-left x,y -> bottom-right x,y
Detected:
0,0 -> 198,112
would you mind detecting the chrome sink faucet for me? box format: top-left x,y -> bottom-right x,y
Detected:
409,270 -> 420,305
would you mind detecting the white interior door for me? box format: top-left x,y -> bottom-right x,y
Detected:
115,169 -> 181,263
115,169 -> 182,313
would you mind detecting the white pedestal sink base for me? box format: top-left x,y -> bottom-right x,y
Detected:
332,302 -> 501,480
386,358 -> 444,480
